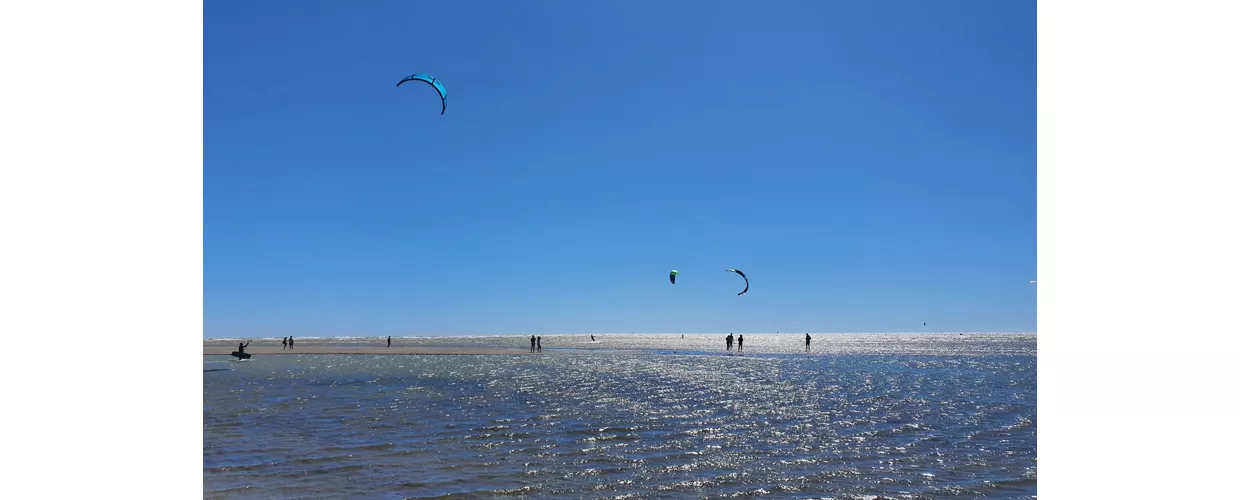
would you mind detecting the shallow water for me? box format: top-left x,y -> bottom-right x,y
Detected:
204,334 -> 1035,499
205,332 -> 1034,357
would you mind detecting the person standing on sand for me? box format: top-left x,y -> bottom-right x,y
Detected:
805,333 -> 811,353
738,334 -> 744,352
282,337 -> 287,350
536,336 -> 543,352
288,336 -> 294,349
530,335 -> 536,352
726,333 -> 733,351
387,336 -> 392,348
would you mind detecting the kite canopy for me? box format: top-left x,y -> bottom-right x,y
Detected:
725,268 -> 748,296
397,73 -> 447,114
669,270 -> 679,284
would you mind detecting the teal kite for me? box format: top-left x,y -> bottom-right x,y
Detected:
397,73 -> 447,115
725,269 -> 748,296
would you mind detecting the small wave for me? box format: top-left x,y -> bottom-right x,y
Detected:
488,485 -> 543,496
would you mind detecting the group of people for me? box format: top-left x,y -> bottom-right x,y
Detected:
529,335 -> 542,352
281,336 -> 295,349
723,333 -> 813,353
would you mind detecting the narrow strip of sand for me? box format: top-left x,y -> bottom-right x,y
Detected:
204,346 -> 534,356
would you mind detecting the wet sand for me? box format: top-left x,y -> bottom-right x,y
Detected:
204,345 -> 535,356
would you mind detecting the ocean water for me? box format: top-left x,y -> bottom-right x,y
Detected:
204,333 -> 1036,499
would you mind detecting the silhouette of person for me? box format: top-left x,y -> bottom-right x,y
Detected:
236,340 -> 251,354
282,336 -> 287,349
590,335 -> 595,341
804,333 -> 811,353
530,335 -> 536,352
536,336 -> 542,352
738,334 -> 744,352
726,333 -> 733,351
288,336 -> 294,349
387,336 -> 392,348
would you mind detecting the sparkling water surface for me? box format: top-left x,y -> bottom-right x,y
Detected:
204,334 -> 1035,499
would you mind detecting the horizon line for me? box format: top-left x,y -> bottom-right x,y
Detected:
203,331 -> 1037,341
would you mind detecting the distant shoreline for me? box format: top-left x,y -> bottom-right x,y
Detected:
204,346 -> 536,356
203,332 -> 1037,357
203,332 -> 1037,342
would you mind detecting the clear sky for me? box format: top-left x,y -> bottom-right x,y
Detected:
205,0 -> 1035,337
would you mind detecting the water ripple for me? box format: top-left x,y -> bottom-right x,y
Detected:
205,334 -> 1035,498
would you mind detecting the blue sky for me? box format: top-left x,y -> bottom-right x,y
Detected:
205,0 -> 1035,337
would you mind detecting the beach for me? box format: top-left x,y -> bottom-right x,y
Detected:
204,333 -> 1036,499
